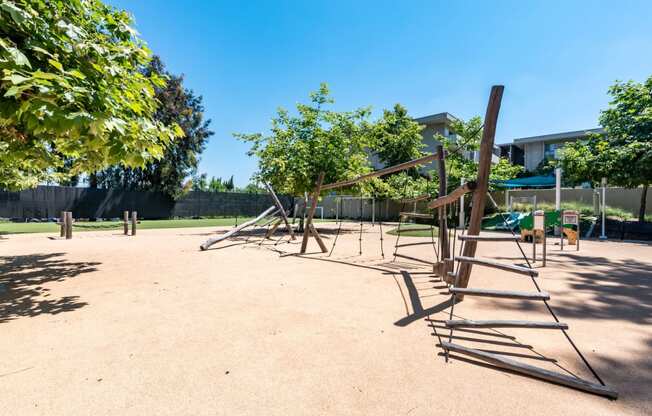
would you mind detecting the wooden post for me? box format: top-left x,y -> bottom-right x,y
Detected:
436,145 -> 449,261
131,211 -> 137,236
300,172 -> 326,254
65,211 -> 73,239
123,211 -> 129,235
456,85 -> 504,290
60,211 -> 66,237
264,182 -> 296,240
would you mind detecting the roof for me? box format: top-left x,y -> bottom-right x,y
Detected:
413,112 -> 459,125
494,175 -> 556,188
506,128 -> 604,145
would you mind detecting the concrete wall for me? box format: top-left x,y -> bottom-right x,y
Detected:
0,186 -> 294,220
523,141 -> 545,171
491,187 -> 651,217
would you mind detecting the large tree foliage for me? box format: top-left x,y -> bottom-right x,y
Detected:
437,116 -> 523,191
369,104 -> 425,174
0,0 -> 181,190
236,84 -> 372,196
559,77 -> 652,222
94,57 -> 213,198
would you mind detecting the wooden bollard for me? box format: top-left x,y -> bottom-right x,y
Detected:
131,211 -> 137,236
65,211 -> 73,239
60,211 -> 66,237
123,211 -> 129,235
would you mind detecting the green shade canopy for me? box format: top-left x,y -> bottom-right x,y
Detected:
494,175 -> 555,189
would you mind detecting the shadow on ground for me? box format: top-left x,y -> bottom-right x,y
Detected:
0,253 -> 99,323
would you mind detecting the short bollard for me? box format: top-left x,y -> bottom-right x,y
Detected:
123,211 -> 129,235
131,211 -> 137,236
65,211 -> 73,239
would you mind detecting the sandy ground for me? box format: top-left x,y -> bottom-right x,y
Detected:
0,223 -> 650,415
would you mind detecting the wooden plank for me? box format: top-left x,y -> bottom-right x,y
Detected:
400,194 -> 431,204
440,342 -> 618,399
265,219 -> 282,239
321,154 -> 438,190
457,85 -> 504,289
201,205 -> 276,250
399,212 -> 434,219
445,320 -> 568,330
264,182 -> 295,240
455,255 -> 539,277
427,182 -> 477,209
301,172 -> 326,253
395,227 -> 434,233
449,287 -> 550,300
458,234 -> 521,242
393,253 -> 435,265
309,223 -> 328,252
395,241 -> 436,248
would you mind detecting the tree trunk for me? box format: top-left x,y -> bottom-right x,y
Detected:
639,184 -> 648,223
89,172 -> 98,189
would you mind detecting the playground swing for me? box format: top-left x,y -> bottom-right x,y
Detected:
300,153 -> 441,255
392,176 -> 440,266
328,196 -> 385,257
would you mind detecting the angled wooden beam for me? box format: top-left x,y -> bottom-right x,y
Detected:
200,205 -> 276,250
300,172 -> 326,253
264,182 -> 296,240
321,153 -> 438,191
457,85 -> 504,289
440,342 -> 618,399
427,182 -> 477,209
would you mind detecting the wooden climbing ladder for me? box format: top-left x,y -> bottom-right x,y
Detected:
426,85 -> 617,399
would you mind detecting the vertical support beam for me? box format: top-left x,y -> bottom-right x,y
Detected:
65,211 -> 73,239
300,172 -> 326,254
600,177 -> 607,240
457,85 -> 504,290
131,211 -> 137,236
123,211 -> 129,235
436,145 -> 450,260
459,178 -> 465,228
60,211 -> 66,237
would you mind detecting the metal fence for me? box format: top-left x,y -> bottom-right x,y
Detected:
491,187 -> 651,217
0,186 -> 294,220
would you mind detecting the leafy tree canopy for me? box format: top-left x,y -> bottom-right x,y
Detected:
236,83 -> 373,196
559,76 -> 652,222
94,56 -> 213,198
437,116 -> 523,190
0,0 -> 182,190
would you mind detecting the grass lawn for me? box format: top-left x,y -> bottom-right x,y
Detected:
0,217 -> 253,235
386,223 -> 439,237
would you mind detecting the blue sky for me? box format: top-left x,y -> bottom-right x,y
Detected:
110,0 -> 652,187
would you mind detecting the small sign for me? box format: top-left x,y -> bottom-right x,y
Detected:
533,210 -> 545,230
563,210 -> 579,226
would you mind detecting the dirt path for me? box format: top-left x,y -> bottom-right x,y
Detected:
0,225 -> 650,415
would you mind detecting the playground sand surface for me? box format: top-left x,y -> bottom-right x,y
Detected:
0,224 -> 650,415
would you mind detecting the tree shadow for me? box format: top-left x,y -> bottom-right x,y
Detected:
490,253 -> 652,325
0,253 -> 99,324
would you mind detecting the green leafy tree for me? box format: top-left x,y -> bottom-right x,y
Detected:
0,0 -> 182,190
191,173 -> 208,192
236,83 -> 372,196
437,117 -> 523,191
369,104 -> 425,176
94,56 -> 213,198
559,77 -> 652,222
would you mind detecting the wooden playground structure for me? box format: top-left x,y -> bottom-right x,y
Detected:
198,85 -> 617,399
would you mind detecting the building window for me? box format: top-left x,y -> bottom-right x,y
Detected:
544,142 -> 562,159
